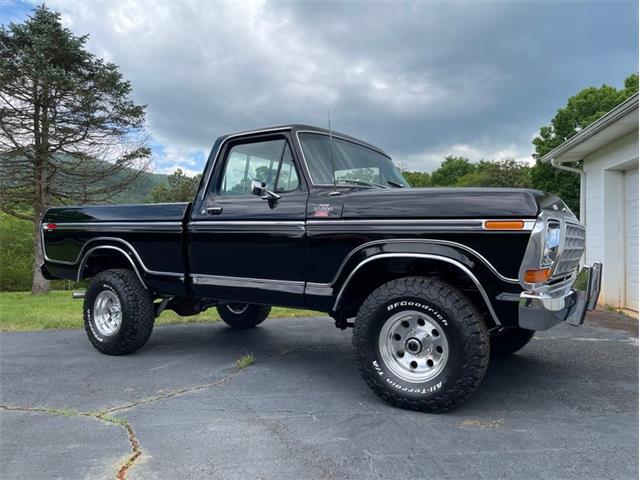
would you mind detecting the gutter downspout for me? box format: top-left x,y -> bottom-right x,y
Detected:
550,158 -> 586,223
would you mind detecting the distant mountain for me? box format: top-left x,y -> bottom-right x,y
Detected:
108,169 -> 168,204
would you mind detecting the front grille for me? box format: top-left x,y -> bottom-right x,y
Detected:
554,223 -> 585,276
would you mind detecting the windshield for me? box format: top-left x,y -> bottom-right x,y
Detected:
298,133 -> 410,188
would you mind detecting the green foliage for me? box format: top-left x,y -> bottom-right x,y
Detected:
531,73 -> 639,214
0,213 -> 33,291
457,160 -> 531,188
235,354 -> 255,369
403,157 -> 531,189
0,213 -> 81,291
430,156 -> 477,186
151,169 -> 201,203
401,170 -> 432,187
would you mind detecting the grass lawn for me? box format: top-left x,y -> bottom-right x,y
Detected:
0,291 -> 322,332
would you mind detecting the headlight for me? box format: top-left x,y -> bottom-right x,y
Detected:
541,221 -> 560,267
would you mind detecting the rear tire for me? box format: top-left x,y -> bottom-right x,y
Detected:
490,327 -> 535,357
353,276 -> 490,413
217,304 -> 270,329
83,269 -> 155,355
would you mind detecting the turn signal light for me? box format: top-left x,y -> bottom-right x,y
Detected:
484,220 -> 525,230
524,268 -> 552,283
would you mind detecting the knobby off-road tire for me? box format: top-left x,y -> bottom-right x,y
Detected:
353,276 -> 490,413
490,327 -> 535,357
217,304 -> 271,329
83,269 -> 155,355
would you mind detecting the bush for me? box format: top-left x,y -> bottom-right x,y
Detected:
0,213 -> 34,291
0,214 -> 78,291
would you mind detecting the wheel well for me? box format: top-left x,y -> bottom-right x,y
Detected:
79,247 -> 143,286
334,257 -> 496,327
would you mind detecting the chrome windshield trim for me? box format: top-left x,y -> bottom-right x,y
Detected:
332,253 -> 501,325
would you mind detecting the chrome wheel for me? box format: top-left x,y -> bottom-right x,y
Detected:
93,290 -> 122,337
378,310 -> 449,383
226,303 -> 249,315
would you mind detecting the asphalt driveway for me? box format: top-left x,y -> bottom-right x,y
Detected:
1,315 -> 638,480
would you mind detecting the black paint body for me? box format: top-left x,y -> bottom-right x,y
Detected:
41,125 -> 565,326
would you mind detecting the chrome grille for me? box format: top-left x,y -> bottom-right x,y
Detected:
554,223 -> 585,276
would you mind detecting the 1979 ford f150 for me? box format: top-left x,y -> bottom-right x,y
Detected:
41,124 -> 602,412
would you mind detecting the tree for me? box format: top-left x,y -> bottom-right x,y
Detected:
430,156 -> 477,186
150,169 -> 201,202
531,73 -> 638,215
456,160 -> 531,188
401,170 -> 432,187
0,6 -> 150,293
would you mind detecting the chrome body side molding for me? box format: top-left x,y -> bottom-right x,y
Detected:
45,236 -> 183,278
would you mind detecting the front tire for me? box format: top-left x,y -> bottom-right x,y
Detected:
83,269 -> 155,355
353,277 -> 489,413
217,304 -> 271,329
490,327 -> 535,357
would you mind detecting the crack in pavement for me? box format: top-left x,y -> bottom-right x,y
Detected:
0,405 -> 139,480
0,366 -> 244,479
102,368 -> 242,415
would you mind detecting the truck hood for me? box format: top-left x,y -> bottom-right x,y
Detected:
338,187 -> 567,219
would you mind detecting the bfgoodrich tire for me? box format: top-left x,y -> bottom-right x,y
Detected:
353,276 -> 490,413
217,304 -> 271,329
83,269 -> 155,355
490,327 -> 535,357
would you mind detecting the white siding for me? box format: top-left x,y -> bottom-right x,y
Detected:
583,130 -> 639,310
624,169 -> 639,311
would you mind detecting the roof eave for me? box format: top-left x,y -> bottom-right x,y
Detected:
541,92 -> 639,164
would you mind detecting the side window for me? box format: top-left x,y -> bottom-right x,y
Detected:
219,138 -> 300,196
275,145 -> 300,192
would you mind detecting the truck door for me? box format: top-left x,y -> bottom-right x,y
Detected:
188,132 -> 308,307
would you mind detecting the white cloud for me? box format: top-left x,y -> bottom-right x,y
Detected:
22,0 -> 637,176
155,164 -> 201,177
394,139 -> 535,173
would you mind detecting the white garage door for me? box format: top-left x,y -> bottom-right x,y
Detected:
624,168 -> 639,311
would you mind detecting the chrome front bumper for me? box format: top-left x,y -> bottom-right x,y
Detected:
518,263 -> 602,331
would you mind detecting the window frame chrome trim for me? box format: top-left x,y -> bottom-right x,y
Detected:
199,126 -> 294,201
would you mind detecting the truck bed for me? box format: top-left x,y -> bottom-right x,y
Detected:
42,203 -> 190,296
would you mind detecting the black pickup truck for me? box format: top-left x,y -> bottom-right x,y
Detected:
41,124 -> 602,412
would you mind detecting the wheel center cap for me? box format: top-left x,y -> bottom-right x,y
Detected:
405,338 -> 422,354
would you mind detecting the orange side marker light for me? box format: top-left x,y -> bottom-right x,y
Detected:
524,268 -> 552,283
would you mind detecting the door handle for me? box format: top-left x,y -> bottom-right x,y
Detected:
205,206 -> 223,215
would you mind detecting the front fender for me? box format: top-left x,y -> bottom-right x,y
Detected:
305,239 -> 523,326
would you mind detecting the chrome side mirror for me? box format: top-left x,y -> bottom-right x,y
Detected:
251,179 -> 281,205
251,179 -> 266,197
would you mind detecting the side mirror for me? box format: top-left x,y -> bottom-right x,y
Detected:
251,179 -> 266,197
250,179 -> 281,206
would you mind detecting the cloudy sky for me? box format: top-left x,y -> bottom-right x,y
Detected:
1,0 -> 637,175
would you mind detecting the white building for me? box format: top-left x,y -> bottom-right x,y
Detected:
542,93 -> 638,313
